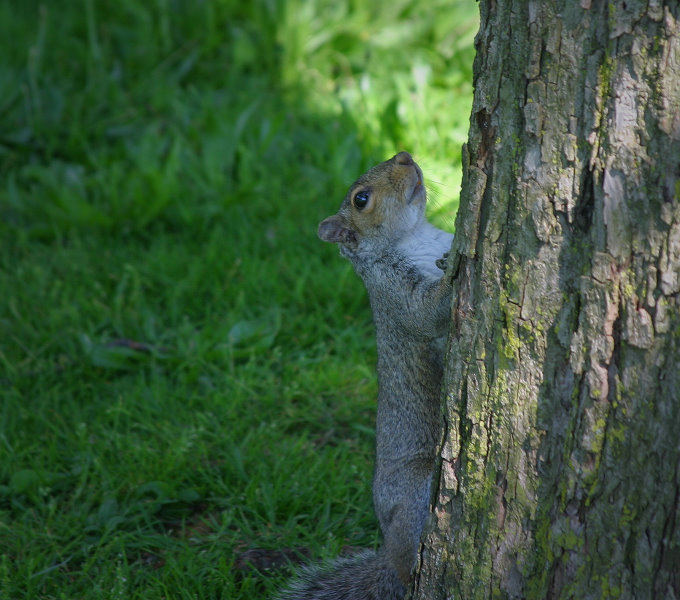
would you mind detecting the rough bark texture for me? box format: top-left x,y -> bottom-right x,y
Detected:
412,1 -> 680,599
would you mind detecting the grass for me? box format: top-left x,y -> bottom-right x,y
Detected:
0,1 -> 477,598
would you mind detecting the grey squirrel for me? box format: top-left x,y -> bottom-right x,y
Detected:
279,151 -> 454,600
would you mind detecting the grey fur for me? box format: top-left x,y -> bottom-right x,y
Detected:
279,152 -> 453,600
278,550 -> 405,600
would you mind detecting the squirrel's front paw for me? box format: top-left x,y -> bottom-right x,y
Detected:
436,252 -> 449,271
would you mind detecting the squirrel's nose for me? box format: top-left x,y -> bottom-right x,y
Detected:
394,151 -> 414,166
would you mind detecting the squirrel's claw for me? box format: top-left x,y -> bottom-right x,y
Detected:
436,252 -> 449,271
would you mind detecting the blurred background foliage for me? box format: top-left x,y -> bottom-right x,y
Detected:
0,1 -> 477,597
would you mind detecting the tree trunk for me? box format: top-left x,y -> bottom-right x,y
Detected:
413,2 -> 680,599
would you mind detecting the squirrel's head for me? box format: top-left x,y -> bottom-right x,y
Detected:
318,151 -> 427,251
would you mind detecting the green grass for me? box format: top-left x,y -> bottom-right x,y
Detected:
0,1 -> 477,598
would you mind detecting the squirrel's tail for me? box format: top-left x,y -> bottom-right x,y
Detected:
277,549 -> 405,600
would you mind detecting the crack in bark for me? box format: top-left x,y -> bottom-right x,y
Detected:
652,444 -> 680,598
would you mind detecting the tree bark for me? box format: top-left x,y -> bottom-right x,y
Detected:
413,2 -> 680,599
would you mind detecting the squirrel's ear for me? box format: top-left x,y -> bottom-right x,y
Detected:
318,215 -> 357,244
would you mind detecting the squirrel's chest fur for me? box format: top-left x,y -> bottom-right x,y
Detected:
395,221 -> 453,279
349,221 -> 453,325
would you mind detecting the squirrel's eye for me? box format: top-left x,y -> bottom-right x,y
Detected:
353,190 -> 370,210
